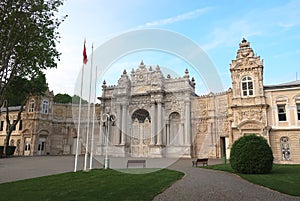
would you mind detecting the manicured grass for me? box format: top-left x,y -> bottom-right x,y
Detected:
0,169 -> 184,201
201,163 -> 300,197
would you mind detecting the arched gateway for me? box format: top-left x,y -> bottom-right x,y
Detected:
131,109 -> 151,157
97,61 -> 194,158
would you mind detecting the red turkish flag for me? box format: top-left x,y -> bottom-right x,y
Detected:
83,40 -> 88,64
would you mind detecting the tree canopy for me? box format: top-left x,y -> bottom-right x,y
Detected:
0,0 -> 66,104
4,72 -> 47,106
54,93 -> 72,103
54,93 -> 89,104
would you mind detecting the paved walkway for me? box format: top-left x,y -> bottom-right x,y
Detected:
0,156 -> 299,201
153,159 -> 300,201
0,155 -> 101,183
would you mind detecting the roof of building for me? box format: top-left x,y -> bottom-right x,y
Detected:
264,80 -> 300,90
0,106 -> 22,113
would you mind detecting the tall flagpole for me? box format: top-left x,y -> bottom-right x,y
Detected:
89,64 -> 97,169
74,39 -> 87,172
74,63 -> 84,172
84,43 -> 94,171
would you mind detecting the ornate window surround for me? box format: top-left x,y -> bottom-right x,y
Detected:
241,76 -> 254,97
280,136 -> 291,160
294,95 -> 300,121
275,96 -> 289,123
28,99 -> 35,113
277,104 -> 287,121
42,99 -> 49,114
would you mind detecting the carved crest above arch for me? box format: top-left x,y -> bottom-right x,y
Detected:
237,120 -> 263,130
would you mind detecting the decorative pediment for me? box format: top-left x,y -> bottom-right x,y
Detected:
230,38 -> 263,71
237,120 -> 263,130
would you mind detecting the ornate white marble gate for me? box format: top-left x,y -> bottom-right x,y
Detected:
131,109 -> 151,157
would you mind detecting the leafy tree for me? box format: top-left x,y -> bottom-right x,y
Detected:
230,134 -> 274,174
0,0 -> 66,106
2,73 -> 48,155
54,93 -> 72,103
72,95 -> 88,104
54,94 -> 88,104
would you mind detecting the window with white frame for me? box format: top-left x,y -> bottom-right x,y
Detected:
42,100 -> 49,114
241,76 -> 254,96
277,104 -> 287,121
29,99 -> 35,113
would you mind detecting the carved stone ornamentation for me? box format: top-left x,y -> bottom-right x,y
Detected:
197,120 -> 208,133
237,108 -> 263,122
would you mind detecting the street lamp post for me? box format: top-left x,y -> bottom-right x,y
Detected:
101,113 -> 115,169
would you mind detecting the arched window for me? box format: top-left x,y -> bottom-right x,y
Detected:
169,112 -> 181,145
132,109 -> 150,123
29,99 -> 35,113
241,76 -> 254,96
10,139 -> 14,146
42,100 -> 49,114
280,136 -> 291,160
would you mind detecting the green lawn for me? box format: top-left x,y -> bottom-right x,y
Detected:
202,163 -> 300,197
0,169 -> 184,201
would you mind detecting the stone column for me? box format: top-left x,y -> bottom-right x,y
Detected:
121,104 -> 127,145
157,102 -> 162,145
116,104 -> 122,144
166,122 -> 170,145
99,123 -> 104,145
286,103 -> 291,126
150,103 -> 156,145
179,123 -> 184,145
185,101 -> 191,145
228,120 -> 233,146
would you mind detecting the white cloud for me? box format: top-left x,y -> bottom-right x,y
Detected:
201,20 -> 262,51
139,7 -> 212,28
278,22 -> 297,28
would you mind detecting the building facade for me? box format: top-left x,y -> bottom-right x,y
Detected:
1,39 -> 299,163
0,89 -> 97,156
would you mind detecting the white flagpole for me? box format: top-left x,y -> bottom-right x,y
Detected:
74,63 -> 84,172
84,43 -> 94,171
89,64 -> 97,169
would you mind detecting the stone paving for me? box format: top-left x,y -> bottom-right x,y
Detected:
0,156 -> 299,201
0,155 -> 101,183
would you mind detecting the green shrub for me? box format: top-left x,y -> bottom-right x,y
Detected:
6,146 -> 16,155
0,146 -> 3,157
230,134 -> 273,174
0,146 -> 16,157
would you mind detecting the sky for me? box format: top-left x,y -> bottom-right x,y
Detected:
46,0 -> 300,101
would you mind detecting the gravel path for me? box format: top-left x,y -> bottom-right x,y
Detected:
153,159 -> 300,201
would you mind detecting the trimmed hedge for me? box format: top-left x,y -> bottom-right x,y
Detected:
0,146 -> 16,157
230,134 -> 273,174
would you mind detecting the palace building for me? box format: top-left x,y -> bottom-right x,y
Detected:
1,39 -> 299,164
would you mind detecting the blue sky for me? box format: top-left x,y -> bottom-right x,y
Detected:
46,0 -> 300,99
